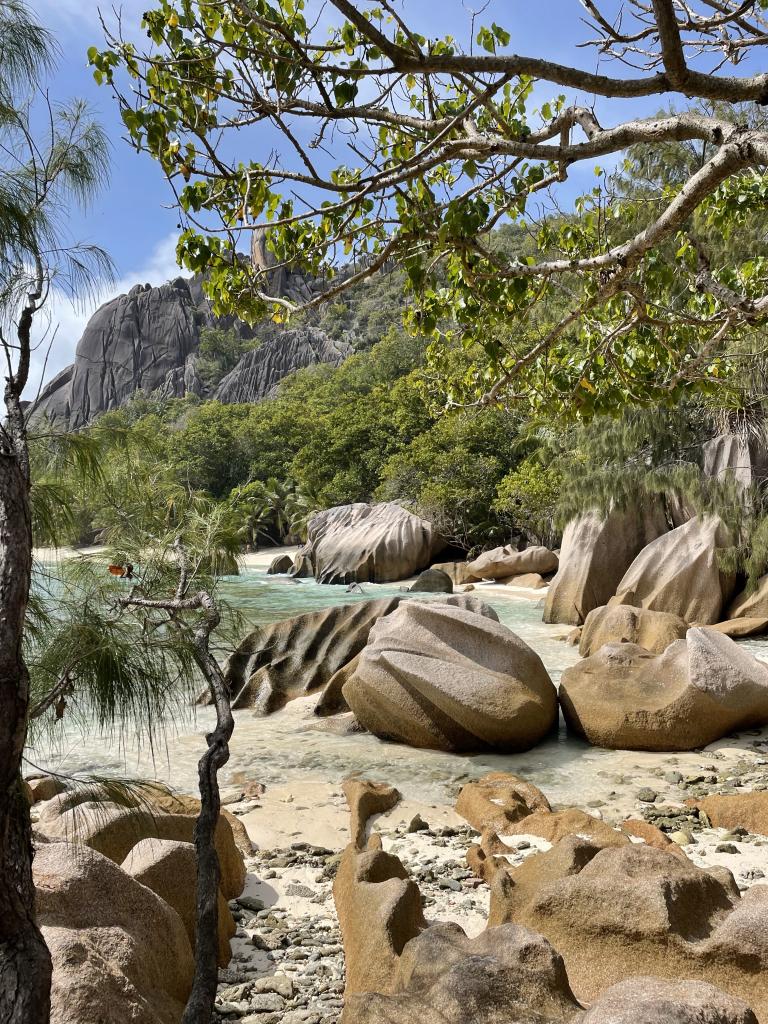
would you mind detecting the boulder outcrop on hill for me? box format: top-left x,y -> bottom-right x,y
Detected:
466,545 -> 558,581
559,627 -> 768,751
544,506 -> 667,626
343,601 -> 557,752
33,278 -> 211,427
579,604 -> 687,656
614,515 -> 734,623
223,594 -> 497,715
35,841 -> 195,1024
29,275 -> 350,428
306,502 -> 444,584
214,327 -> 351,403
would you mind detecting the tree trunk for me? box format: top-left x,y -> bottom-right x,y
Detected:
0,451 -> 52,1024
181,612 -> 234,1024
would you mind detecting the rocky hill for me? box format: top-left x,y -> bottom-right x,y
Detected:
30,265 -> 372,428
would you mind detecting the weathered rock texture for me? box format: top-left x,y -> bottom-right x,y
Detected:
455,772 -> 551,833
544,506 -> 667,626
38,800 -> 246,898
486,836 -> 768,1018
223,594 -> 497,715
121,837 -> 236,967
614,515 -> 734,624
342,922 -> 758,1024
306,502 -> 444,584
560,627 -> 768,751
728,575 -> 768,620
29,274 -> 349,428
343,602 -> 557,752
581,977 -> 757,1024
342,922 -> 582,1024
703,433 -> 768,491
35,841 -> 194,1024
466,545 -> 558,581
579,604 -> 687,657
214,327 -> 351,403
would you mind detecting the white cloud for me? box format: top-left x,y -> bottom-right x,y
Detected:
25,231 -> 182,401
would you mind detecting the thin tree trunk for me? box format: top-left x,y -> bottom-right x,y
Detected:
181,600 -> 234,1024
0,450 -> 52,1024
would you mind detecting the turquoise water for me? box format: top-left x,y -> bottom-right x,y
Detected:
33,567 -> 768,807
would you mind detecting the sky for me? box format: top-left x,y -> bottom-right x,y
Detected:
23,0 -> 690,396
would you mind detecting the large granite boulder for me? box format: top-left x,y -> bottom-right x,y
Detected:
121,838 -> 236,967
560,627 -> 768,751
342,922 -> 581,1024
306,502 -> 444,584
728,574 -> 768,620
579,604 -> 687,657
343,601 -> 557,752
214,327 -> 351,403
222,594 -> 497,715
35,841 -> 194,1024
38,800 -> 246,899
544,506 -> 668,626
703,433 -> 768,491
486,837 -> 768,1017
614,515 -> 734,624
466,545 -> 558,581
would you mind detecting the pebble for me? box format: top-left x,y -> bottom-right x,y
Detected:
637,788 -> 658,803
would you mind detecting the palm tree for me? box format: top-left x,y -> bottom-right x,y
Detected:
230,478 -> 318,546
0,5 -> 113,1019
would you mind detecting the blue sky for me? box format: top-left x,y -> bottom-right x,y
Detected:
25,0 -> 680,393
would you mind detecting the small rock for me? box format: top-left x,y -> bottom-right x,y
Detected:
407,814 -> 430,833
637,788 -> 658,803
715,843 -> 740,854
238,895 -> 266,913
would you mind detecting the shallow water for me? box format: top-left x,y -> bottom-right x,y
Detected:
31,569 -> 768,807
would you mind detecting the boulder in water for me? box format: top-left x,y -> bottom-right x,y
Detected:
343,601 -> 557,752
222,594 -> 497,715
306,502 -> 444,584
559,627 -> 768,751
267,553 -> 294,574
408,567 -> 453,593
